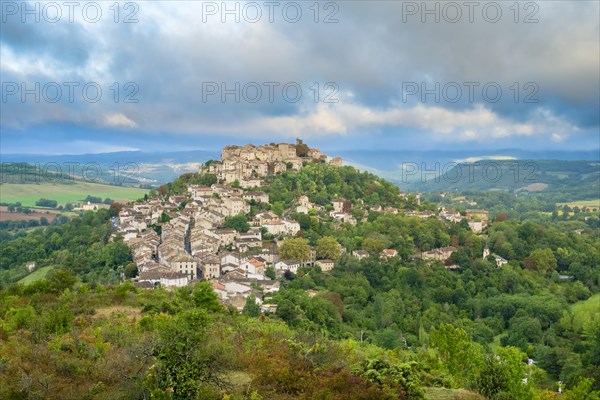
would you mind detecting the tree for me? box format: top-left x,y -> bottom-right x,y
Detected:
360,358 -> 425,399
525,248 -> 557,273
563,377 -> 600,400
430,324 -> 482,381
46,268 -> 76,293
224,215 -> 250,233
191,281 -> 222,312
280,238 -> 311,263
199,173 -> 218,186
148,310 -> 230,398
35,198 -> 58,208
159,211 -> 171,224
242,294 -> 261,317
503,315 -> 543,350
84,195 -> 103,204
362,237 -> 386,256
316,236 -> 341,260
495,213 -> 508,222
266,266 -> 276,280
475,346 -> 532,400
293,213 -> 312,231
123,262 -> 139,278
272,202 -> 285,217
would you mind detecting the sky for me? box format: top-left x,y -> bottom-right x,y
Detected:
1,0 -> 599,155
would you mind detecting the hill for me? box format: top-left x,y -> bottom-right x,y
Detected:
1,149 -> 218,185
1,161 -> 149,208
409,160 -> 600,201
1,146 -> 599,399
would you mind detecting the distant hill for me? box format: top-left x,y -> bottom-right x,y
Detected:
0,163 -> 149,207
1,149 -> 219,186
409,160 -> 599,200
336,149 -> 600,186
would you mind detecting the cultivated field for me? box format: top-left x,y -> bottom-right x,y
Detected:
557,199 -> 600,209
0,182 -> 149,207
0,206 -> 76,222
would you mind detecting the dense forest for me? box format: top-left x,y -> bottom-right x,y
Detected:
0,207 -> 135,285
0,163 -> 599,399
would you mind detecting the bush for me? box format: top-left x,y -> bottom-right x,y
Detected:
35,198 -> 58,208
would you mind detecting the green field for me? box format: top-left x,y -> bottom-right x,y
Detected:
18,266 -> 55,285
557,199 -> 600,208
571,294 -> 600,332
0,182 -> 149,207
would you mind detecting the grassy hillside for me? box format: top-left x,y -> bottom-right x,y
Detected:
0,182 -> 148,207
17,266 -> 55,285
571,294 -> 600,332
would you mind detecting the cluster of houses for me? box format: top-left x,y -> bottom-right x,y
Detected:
370,204 -> 489,235
113,141 -> 507,310
439,207 -> 490,233
203,139 -> 342,186
116,177 -> 335,310
118,185 -> 497,292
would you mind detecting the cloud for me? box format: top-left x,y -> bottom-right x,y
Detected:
232,103 -> 572,143
1,1 -> 598,152
103,113 -> 137,128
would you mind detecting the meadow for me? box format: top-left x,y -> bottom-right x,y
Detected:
17,266 -> 55,285
0,181 -> 148,207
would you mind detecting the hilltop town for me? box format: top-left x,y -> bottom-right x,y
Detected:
204,139 -> 342,186
115,140 -> 492,311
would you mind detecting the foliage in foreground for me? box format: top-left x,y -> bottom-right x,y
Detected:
1,278 -> 598,399
0,281 -> 424,400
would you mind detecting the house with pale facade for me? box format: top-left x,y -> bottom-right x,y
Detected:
171,255 -> 198,280
254,211 -> 279,225
239,179 -> 262,189
331,199 -> 351,213
242,191 -> 269,203
275,259 -> 300,273
200,255 -> 221,279
207,228 -> 237,246
240,257 -> 266,276
315,259 -> 335,272
188,185 -> 213,199
422,246 -> 457,261
352,250 -> 369,260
